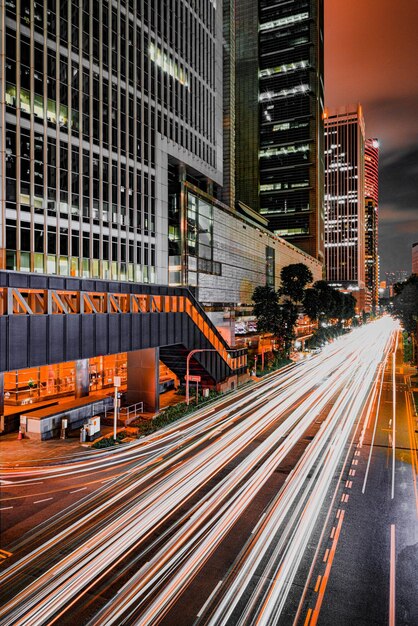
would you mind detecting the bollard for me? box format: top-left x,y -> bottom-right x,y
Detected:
17,428 -> 23,440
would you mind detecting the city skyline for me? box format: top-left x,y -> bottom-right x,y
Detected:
325,0 -> 418,275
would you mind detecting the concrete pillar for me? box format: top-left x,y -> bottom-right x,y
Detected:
75,359 -> 90,398
127,348 -> 159,413
0,373 -> 4,432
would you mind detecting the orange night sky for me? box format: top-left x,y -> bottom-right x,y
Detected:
325,0 -> 418,274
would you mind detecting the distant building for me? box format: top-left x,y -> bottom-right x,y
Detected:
324,105 -> 367,309
385,271 -> 409,285
412,242 -> 418,274
235,0 -> 325,263
365,198 -> 379,308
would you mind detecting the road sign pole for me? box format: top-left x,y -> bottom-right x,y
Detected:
113,376 -> 121,440
113,386 -> 118,440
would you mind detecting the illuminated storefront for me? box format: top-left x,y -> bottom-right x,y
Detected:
3,354 -> 127,407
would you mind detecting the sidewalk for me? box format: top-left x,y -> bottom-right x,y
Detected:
0,423 -> 119,466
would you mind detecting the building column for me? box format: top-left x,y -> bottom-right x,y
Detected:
0,373 -> 4,432
75,359 -> 90,398
127,348 -> 160,413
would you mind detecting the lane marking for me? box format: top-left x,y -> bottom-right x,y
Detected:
314,575 -> 322,593
33,497 -> 53,504
304,608 -> 313,626
349,469 -> 356,477
330,526 -> 336,539
0,506 -> 13,511
389,524 -> 396,626
362,352 -> 388,493
391,347 -> 397,500
196,579 -> 223,617
69,487 -> 87,494
310,510 -> 345,626
323,549 -> 330,563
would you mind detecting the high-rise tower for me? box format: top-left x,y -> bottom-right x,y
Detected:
364,138 -> 379,308
236,0 -> 325,263
324,105 -> 366,293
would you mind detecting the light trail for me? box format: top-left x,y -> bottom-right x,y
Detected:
0,318 -> 398,626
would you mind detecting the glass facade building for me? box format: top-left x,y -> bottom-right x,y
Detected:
364,138 -> 379,307
0,0 -> 223,284
324,105 -> 365,288
236,0 -> 325,263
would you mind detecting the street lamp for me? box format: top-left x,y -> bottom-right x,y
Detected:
185,349 -> 218,405
113,376 -> 121,440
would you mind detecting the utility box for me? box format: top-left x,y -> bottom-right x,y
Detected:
86,416 -> 101,441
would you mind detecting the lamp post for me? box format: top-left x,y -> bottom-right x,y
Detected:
113,376 -> 121,440
185,349 -> 218,405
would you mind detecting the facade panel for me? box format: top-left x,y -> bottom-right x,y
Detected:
0,0 -> 223,285
324,105 -> 365,289
236,0 -> 325,262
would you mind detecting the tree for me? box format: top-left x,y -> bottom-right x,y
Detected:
303,287 -> 322,321
277,300 -> 298,352
252,285 -> 281,336
279,263 -> 313,302
393,275 -> 418,334
341,293 -> 357,321
303,281 -> 356,324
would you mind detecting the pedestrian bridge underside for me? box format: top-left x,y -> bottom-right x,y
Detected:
0,272 -> 247,388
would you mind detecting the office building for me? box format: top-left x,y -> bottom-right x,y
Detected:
365,197 -> 378,308
1,0 -> 223,284
0,1 -> 322,433
0,0 -> 245,430
364,138 -> 379,308
324,105 -> 367,309
236,0 -> 325,262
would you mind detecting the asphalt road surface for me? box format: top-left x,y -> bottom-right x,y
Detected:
1,316 -> 415,626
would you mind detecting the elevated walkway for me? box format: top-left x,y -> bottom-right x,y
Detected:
0,271 -> 247,387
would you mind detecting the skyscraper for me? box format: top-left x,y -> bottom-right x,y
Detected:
365,138 -> 379,205
0,0 -> 223,284
236,0 -> 325,263
364,138 -> 379,308
324,105 -> 366,300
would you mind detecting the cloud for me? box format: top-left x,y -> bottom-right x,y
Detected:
325,0 -> 418,273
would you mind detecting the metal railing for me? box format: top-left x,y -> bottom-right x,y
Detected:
105,401 -> 144,426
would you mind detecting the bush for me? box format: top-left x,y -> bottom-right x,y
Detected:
91,430 -> 127,449
256,352 -> 290,376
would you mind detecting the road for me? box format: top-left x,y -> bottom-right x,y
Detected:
0,316 -> 415,625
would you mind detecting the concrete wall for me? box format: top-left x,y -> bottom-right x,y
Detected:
198,205 -> 323,306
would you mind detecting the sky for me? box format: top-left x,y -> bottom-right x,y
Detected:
325,0 -> 418,275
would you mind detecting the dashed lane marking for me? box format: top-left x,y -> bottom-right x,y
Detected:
33,497 -> 53,504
